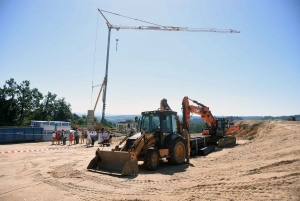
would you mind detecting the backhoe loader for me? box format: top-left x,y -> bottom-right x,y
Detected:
87,97 -> 239,175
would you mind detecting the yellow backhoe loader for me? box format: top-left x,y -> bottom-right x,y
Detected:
87,97 -> 239,175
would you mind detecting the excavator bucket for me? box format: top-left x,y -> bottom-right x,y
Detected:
87,148 -> 139,176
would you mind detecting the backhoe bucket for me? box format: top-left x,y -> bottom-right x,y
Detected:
87,148 -> 139,176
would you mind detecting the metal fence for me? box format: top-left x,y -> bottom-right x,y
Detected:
0,127 -> 44,143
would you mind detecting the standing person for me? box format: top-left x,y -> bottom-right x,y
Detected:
108,131 -> 113,144
78,129 -> 84,144
91,129 -> 96,147
101,128 -> 110,146
60,130 -> 64,145
62,130 -> 67,145
52,131 -> 56,145
98,128 -> 104,146
102,129 -> 110,146
86,129 -> 92,147
73,130 -> 77,145
75,129 -> 79,144
69,131 -> 74,146
56,131 -> 61,145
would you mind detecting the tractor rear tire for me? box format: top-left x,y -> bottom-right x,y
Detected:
168,139 -> 186,165
144,149 -> 160,171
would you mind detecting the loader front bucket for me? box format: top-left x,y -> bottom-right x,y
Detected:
87,148 -> 139,176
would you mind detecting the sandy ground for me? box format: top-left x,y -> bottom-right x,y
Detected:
0,120 -> 299,201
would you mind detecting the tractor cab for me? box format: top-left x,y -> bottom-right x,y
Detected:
140,110 -> 182,149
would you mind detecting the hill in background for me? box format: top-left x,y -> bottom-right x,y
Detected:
92,114 -> 300,125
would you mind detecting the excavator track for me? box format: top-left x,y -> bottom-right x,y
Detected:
217,136 -> 236,147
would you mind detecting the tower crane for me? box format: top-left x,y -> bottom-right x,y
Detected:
98,9 -> 240,33
96,8 -> 240,124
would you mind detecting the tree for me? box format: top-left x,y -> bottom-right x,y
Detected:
35,92 -> 58,121
16,80 -> 43,126
0,78 -> 73,126
53,98 -> 72,122
189,123 -> 206,134
226,116 -> 243,122
0,79 -> 43,126
0,78 -> 18,126
101,118 -> 115,128
77,115 -> 87,126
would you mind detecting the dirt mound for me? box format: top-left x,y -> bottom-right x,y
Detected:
235,120 -> 300,140
235,120 -> 273,139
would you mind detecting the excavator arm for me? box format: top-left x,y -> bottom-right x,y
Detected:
182,96 -> 217,133
182,96 -> 239,136
182,96 -> 239,148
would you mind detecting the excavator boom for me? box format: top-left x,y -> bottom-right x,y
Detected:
182,96 -> 216,131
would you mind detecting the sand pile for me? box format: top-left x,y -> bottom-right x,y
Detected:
0,120 -> 299,200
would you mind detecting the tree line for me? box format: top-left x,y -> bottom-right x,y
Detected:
0,78 -> 104,128
0,78 -> 75,126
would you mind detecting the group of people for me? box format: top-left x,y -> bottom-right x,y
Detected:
86,128 -> 111,147
51,129 -> 85,146
51,128 -> 112,147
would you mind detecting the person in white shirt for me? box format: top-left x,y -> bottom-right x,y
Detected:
90,129 -> 97,146
102,131 -> 110,143
100,128 -> 111,146
86,129 -> 92,147
98,129 -> 103,145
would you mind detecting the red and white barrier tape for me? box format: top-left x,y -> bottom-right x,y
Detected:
0,143 -> 116,154
0,145 -> 85,154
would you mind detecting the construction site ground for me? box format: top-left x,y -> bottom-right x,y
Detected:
0,120 -> 299,201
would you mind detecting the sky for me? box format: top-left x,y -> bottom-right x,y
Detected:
0,0 -> 299,116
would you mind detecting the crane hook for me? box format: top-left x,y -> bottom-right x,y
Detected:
116,39 -> 119,51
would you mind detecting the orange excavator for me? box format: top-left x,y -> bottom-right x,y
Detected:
87,97 -> 239,175
182,96 -> 239,147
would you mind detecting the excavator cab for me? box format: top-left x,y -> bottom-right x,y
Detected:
215,118 -> 229,137
212,118 -> 237,147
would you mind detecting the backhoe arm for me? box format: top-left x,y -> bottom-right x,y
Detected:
127,133 -> 156,157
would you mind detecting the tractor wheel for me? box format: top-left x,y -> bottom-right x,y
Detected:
168,139 -> 186,165
144,149 -> 160,171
